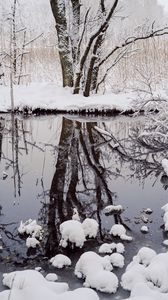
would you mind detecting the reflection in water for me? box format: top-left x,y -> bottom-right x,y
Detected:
0,115 -> 167,260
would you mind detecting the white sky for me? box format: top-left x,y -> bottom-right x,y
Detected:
158,0 -> 168,12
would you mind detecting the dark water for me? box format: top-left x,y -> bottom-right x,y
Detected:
0,114 -> 167,298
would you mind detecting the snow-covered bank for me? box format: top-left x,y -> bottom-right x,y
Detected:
0,83 -> 133,113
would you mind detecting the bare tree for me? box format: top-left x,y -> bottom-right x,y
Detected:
49,0 -> 168,97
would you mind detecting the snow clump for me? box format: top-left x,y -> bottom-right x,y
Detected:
82,218 -> 98,238
121,247 -> 168,298
110,224 -> 132,241
162,159 -> 168,176
59,220 -> 86,248
140,226 -> 149,233
1,269 -> 99,300
75,251 -> 118,293
50,254 -> 71,269
45,273 -> 58,282
18,219 -> 42,238
26,237 -> 40,248
161,203 -> 168,231
104,205 -> 123,214
99,242 -> 125,254
109,253 -> 125,268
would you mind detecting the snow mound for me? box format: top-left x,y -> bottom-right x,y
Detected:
72,208 -> 80,221
121,247 -> 168,299
45,273 -> 58,282
162,203 -> 168,231
140,226 -> 149,233
82,218 -> 98,238
75,251 -> 118,293
1,269 -> 99,300
50,254 -> 71,269
26,237 -> 40,248
59,220 -> 86,248
109,253 -> 125,268
110,224 -> 132,241
104,205 -> 123,214
162,159 -> 168,177
18,219 -> 42,239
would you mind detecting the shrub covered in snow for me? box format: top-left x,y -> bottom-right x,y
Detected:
50,254 -> 71,269
75,251 -> 118,293
110,224 -> 133,241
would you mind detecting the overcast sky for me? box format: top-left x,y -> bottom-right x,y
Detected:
158,0 -> 168,12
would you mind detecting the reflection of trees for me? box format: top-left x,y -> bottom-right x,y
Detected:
45,118 -> 130,256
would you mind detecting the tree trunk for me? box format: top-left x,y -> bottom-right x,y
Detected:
50,0 -> 74,87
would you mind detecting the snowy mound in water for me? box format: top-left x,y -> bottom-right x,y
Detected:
110,224 -> 133,241
75,251 -> 118,293
109,253 -> 125,268
26,237 -> 40,248
162,159 -> 168,177
60,220 -> 86,248
18,219 -> 43,239
50,254 -> 71,269
104,205 -> 123,214
161,203 -> 168,231
99,242 -> 125,254
82,218 -> 98,238
121,247 -> 168,299
1,269 -> 98,300
59,217 -> 98,248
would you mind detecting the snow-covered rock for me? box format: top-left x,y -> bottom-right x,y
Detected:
26,237 -> 40,248
75,251 -> 118,293
18,219 -> 42,238
45,273 -> 58,282
1,269 -> 99,300
162,159 -> 168,176
99,242 -> 125,254
140,226 -> 149,233
59,220 -> 86,248
82,218 -> 98,238
72,208 -> 80,221
109,253 -> 125,268
110,224 -> 132,241
50,254 -> 71,269
121,264 -> 147,291
104,205 -> 123,214
163,239 -> 168,246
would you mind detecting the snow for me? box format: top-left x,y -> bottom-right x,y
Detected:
99,242 -> 125,254
140,226 -> 149,233
26,237 -> 40,248
1,269 -> 99,300
75,251 -> 118,293
82,218 -> 99,238
45,273 -> 58,282
163,240 -> 168,246
110,224 -> 133,241
162,159 -> 168,176
161,203 -> 168,231
109,253 -> 125,268
72,208 -> 80,221
120,247 -> 168,299
59,220 -> 86,248
18,219 -> 43,239
104,205 -> 123,214
50,254 -> 71,269
0,83 -> 135,112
